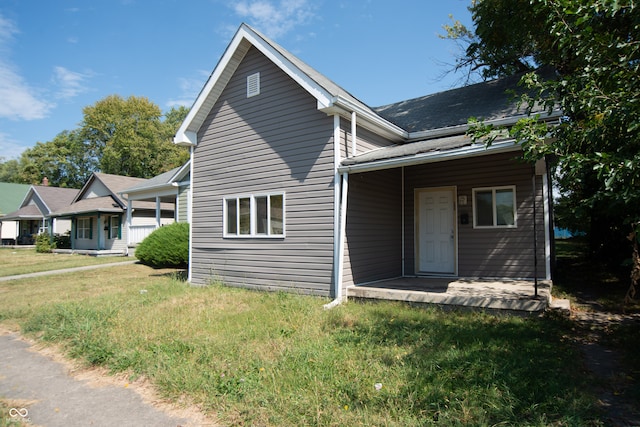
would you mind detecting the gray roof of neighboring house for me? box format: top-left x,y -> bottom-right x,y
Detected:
1,185 -> 79,221
120,162 -> 190,194
52,196 -> 123,216
83,173 -> 148,206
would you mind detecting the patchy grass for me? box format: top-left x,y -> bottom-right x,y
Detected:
0,248 -> 131,277
0,264 -> 601,426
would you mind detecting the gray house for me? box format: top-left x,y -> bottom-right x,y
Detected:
174,24 -> 559,300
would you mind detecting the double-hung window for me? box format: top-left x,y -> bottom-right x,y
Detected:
472,186 -> 517,228
109,215 -> 121,239
224,193 -> 285,237
77,217 -> 92,239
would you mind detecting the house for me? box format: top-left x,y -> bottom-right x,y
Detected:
0,182 -> 31,245
119,161 -> 191,246
50,172 -> 175,256
0,180 -> 77,245
174,24 -> 559,301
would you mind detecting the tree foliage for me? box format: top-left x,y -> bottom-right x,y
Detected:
0,96 -> 190,187
449,0 -> 639,270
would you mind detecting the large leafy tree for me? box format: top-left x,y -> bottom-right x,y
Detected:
446,1 -> 639,269
81,95 -> 189,178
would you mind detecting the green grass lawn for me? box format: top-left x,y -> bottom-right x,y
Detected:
0,263 -> 602,426
0,248 -> 132,277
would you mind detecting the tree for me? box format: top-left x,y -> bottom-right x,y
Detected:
17,129 -> 96,187
81,95 -> 189,178
0,158 -> 22,183
447,0 -> 639,293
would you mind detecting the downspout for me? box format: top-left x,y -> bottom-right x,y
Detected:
325,114 -> 345,309
126,198 -> 132,250
401,166 -> 405,277
351,111 -> 357,156
187,146 -> 194,283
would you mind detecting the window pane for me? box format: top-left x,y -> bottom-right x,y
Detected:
475,191 -> 494,226
270,194 -> 283,235
239,197 -> 251,235
256,196 -> 267,234
496,189 -> 515,226
226,199 -> 237,234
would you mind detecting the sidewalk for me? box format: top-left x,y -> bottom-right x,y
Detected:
0,261 -> 137,282
0,331 -> 210,426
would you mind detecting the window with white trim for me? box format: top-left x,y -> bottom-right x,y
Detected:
472,186 -> 517,228
247,72 -> 260,97
77,217 -> 92,239
224,193 -> 285,237
109,215 -> 120,239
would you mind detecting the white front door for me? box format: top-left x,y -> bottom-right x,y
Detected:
416,188 -> 456,274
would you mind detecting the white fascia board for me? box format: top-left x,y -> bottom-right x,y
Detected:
338,140 -> 521,174
123,186 -> 178,201
321,96 -> 407,142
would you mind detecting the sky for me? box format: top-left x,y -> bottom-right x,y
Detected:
0,0 -> 473,160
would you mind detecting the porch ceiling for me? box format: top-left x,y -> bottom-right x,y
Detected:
347,277 -> 553,313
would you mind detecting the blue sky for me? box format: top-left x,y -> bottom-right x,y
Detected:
0,0 -> 473,160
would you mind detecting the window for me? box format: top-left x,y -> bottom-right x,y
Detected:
224,193 -> 285,237
247,72 -> 260,97
472,186 -> 516,228
77,217 -> 92,239
109,215 -> 121,239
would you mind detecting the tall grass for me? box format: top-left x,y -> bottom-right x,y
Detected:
1,265 -> 600,426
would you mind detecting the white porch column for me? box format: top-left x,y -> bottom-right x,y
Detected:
155,196 -> 161,228
126,198 -> 133,246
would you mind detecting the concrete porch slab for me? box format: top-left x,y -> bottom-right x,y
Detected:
53,249 -> 128,257
346,277 -> 553,313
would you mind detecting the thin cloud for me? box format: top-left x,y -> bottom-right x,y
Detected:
166,71 -> 210,109
52,66 -> 92,99
230,0 -> 317,39
0,132 -> 28,160
0,13 -> 52,120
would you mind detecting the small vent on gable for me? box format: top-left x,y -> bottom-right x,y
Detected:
247,72 -> 260,98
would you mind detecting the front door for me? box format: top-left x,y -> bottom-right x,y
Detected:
416,188 -> 456,274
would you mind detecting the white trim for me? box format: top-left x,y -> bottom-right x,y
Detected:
332,114 -> 342,299
187,147 -> 194,283
472,186 -> 518,228
401,166 -> 405,277
222,192 -> 285,238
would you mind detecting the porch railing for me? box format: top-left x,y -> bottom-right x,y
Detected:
128,225 -> 157,245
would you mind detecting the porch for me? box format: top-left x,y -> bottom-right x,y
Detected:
346,277 -> 564,313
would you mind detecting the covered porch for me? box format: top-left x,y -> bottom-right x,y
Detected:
346,277 -> 564,313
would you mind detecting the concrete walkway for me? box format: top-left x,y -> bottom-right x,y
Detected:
0,332 -> 204,426
0,261 -> 137,282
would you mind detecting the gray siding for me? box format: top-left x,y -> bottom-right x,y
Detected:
343,168 -> 403,287
191,46 -> 337,295
404,151 -> 547,279
177,186 -> 189,223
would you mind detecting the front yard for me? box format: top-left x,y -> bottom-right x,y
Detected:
0,254 -> 611,426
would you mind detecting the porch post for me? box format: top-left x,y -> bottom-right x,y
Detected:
97,212 -> 102,251
155,196 -> 161,228
126,198 -> 132,246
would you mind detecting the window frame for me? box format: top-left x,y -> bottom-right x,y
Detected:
109,215 -> 121,240
77,217 -> 92,240
472,186 -> 517,229
223,192 -> 285,238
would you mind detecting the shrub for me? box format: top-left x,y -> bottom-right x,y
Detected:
135,222 -> 189,268
54,232 -> 72,249
35,232 -> 56,253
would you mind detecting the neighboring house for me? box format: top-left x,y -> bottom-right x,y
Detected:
0,182 -> 30,245
174,24 -> 559,299
119,161 -> 191,246
50,172 -> 174,256
1,180 -> 77,245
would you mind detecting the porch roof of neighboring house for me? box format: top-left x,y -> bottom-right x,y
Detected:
120,162 -> 190,202
50,196 -> 124,217
0,204 -> 43,221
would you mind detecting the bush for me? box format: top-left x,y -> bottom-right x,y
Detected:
35,232 -> 56,253
54,232 -> 72,249
135,222 -> 189,268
